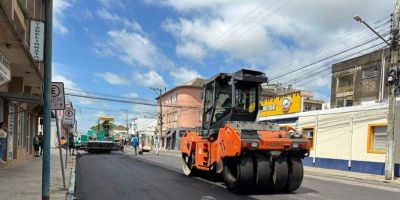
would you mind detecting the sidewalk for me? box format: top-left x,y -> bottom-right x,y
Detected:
141,149 -> 400,185
0,149 -> 76,200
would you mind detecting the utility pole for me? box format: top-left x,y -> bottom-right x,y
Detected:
42,0 -> 53,199
354,2 -> 400,180
120,109 -> 129,134
150,87 -> 164,154
385,0 -> 400,180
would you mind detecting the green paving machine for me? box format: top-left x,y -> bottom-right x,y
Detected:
80,116 -> 123,153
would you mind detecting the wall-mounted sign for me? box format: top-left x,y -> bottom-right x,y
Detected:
7,104 -> 14,161
0,51 -> 10,86
51,82 -> 65,110
63,107 -> 75,125
259,91 -> 302,117
30,20 -> 44,61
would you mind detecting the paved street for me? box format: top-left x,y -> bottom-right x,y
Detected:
75,152 -> 400,200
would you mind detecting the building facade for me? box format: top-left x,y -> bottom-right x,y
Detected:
260,102 -> 400,177
331,48 -> 390,108
259,92 -> 400,178
0,0 -> 46,166
129,117 -> 157,150
156,78 -> 205,149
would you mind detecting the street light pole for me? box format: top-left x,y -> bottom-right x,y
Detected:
353,15 -> 391,46
353,3 -> 400,180
150,87 -> 164,155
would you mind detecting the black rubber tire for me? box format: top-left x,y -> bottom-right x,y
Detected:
181,151 -> 196,176
223,155 -> 254,194
272,155 -> 289,192
286,156 -> 304,192
254,155 -> 272,192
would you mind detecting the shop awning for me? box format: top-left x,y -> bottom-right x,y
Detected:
0,92 -> 43,105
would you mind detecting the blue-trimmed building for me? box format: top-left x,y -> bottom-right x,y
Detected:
258,102 -> 400,177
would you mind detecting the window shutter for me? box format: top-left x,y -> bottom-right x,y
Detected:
363,68 -> 378,79
372,126 -> 387,150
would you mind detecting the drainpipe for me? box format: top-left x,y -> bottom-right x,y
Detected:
348,115 -> 354,169
313,113 -> 319,165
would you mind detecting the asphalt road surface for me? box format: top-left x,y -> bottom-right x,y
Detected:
75,152 -> 400,200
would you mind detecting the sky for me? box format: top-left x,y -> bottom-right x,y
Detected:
52,0 -> 394,132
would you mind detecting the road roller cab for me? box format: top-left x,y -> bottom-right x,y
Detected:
179,69 -> 311,194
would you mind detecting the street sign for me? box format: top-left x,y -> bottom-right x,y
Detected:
0,50 -> 10,86
51,82 -> 65,110
30,20 -> 44,61
63,107 -> 75,125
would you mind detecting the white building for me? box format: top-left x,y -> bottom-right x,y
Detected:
259,101 -> 400,177
129,117 -> 157,149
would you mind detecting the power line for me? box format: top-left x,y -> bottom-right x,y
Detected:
65,88 -> 154,102
267,15 -> 390,83
217,0 -> 293,50
207,0 -> 272,46
269,33 -> 389,82
285,41 -> 387,87
65,93 -> 202,110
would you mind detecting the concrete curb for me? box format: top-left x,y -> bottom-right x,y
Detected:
66,154 -> 77,200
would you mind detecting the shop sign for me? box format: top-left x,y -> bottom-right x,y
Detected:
0,51 -> 10,86
30,21 -> 44,61
259,91 -> 302,117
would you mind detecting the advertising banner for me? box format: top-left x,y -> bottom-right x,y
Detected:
259,91 -> 302,117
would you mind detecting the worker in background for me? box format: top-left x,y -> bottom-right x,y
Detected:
121,138 -> 125,152
131,136 -> 139,155
38,132 -> 43,155
68,133 -> 75,155
33,133 -> 40,157
0,122 -> 8,165
155,136 -> 160,155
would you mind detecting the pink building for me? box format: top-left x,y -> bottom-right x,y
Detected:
156,78 -> 205,149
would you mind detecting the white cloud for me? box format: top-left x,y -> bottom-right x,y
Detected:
54,0 -> 72,34
81,9 -> 94,20
94,29 -> 174,69
170,67 -> 203,85
134,70 -> 167,88
95,72 -> 129,85
52,65 -> 93,105
145,0 -> 231,12
99,0 -> 124,8
123,92 -> 139,98
175,42 -> 206,60
96,9 -> 143,32
155,0 -> 392,92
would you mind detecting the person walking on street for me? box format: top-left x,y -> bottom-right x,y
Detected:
38,132 -> 43,155
0,122 -> 8,165
68,134 -> 75,155
131,136 -> 139,155
33,133 -> 40,157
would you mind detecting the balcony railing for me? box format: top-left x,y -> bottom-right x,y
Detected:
337,86 -> 353,94
0,51 -> 10,69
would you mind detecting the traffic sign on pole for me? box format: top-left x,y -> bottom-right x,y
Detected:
63,107 -> 75,125
51,82 -> 65,110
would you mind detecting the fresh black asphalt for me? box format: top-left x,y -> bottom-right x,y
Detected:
75,152 -> 400,200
